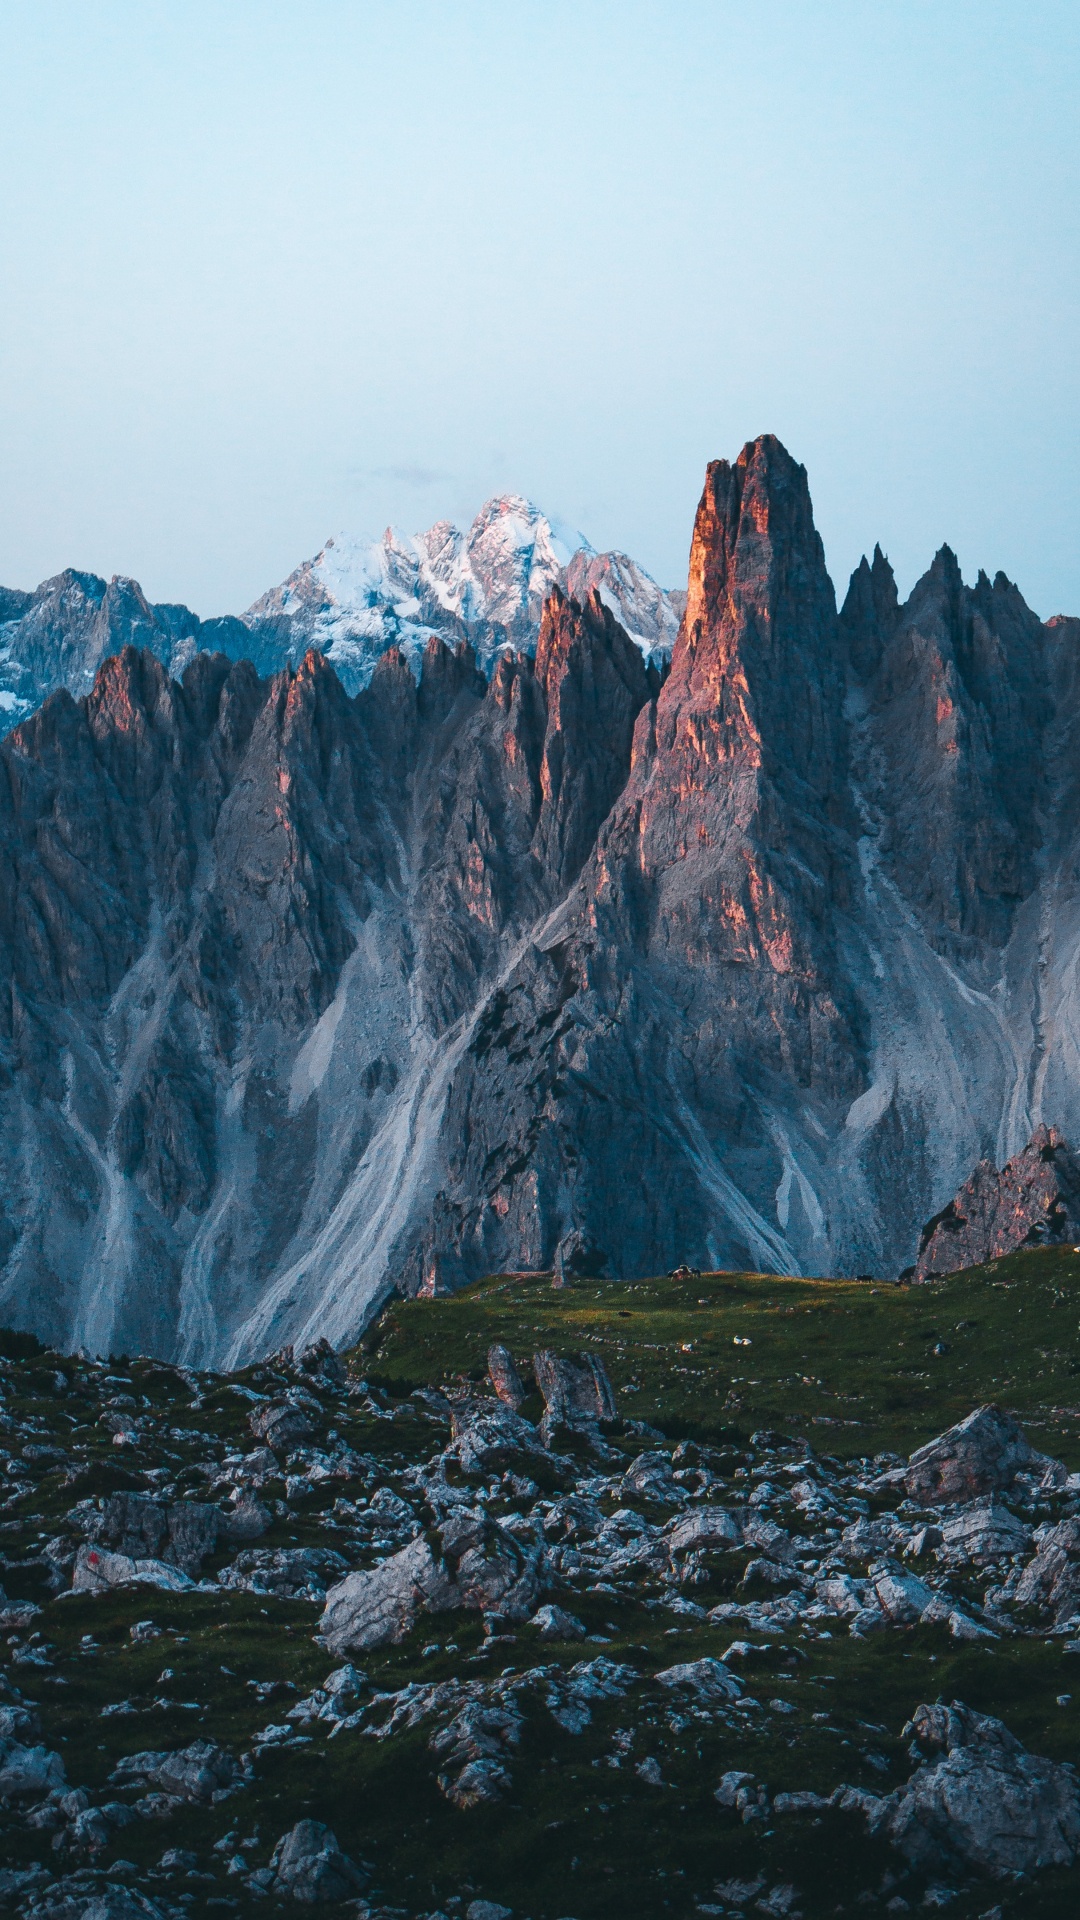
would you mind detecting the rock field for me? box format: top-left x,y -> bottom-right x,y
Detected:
0,1257 -> 1077,1918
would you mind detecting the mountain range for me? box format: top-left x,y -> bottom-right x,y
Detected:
0,435 -> 1078,1363
0,496 -> 682,728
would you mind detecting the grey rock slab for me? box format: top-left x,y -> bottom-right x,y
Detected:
319,1516 -> 541,1655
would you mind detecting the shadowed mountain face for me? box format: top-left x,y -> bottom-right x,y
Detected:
1,434 -> 1079,1361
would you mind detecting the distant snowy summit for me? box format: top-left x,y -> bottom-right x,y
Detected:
0,496 -> 682,725
244,494 -> 683,691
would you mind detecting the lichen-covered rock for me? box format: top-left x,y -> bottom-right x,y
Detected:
903,1405 -> 1050,1505
871,1700 -> 1080,1877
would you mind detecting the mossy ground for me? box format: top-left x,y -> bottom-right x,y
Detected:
2,1252 -> 1080,1918
370,1246 -> 1080,1465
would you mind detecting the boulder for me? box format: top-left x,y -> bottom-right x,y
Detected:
96,1493 -> 166,1559
487,1344 -> 526,1412
903,1406 -> 1051,1505
528,1603 -> 586,1640
319,1534 -> 449,1653
270,1820 -> 367,1902
621,1452 -> 681,1503
654,1657 -> 742,1702
249,1401 -> 315,1449
319,1513 -> 542,1654
0,1737 -> 65,1796
871,1700 -> 1080,1877
219,1492 -> 272,1543
533,1350 -> 616,1441
870,1568 -> 938,1624
430,1693 -> 522,1807
448,1400 -> 544,1475
667,1508 -> 743,1554
110,1739 -> 242,1803
82,1891 -> 167,1920
164,1501 -> 219,1575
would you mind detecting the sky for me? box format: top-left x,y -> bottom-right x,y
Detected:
0,1 -> 1077,619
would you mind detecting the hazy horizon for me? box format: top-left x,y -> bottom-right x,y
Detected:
1,1 -> 1077,620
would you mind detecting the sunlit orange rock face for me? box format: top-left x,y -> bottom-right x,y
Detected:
606,435 -> 859,1035
2,432 -> 1080,1360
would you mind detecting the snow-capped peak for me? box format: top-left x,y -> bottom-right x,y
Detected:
245,495 -> 678,692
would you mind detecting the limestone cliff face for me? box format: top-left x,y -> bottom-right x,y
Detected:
1,435 -> 1079,1359
913,1125 -> 1080,1279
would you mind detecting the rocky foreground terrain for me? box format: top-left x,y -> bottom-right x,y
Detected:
7,435 -> 1080,1359
0,1250 -> 1078,1919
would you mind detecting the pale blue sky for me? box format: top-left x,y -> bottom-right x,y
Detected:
0,1 -> 1077,618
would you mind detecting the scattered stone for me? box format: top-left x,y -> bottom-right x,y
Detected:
620,1453 -> 681,1503
217,1547 -> 348,1601
448,1402 -> 545,1476
1014,1517 -> 1080,1623
249,1402 -> 315,1450
939,1498 -> 1032,1565
667,1508 -> 742,1554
